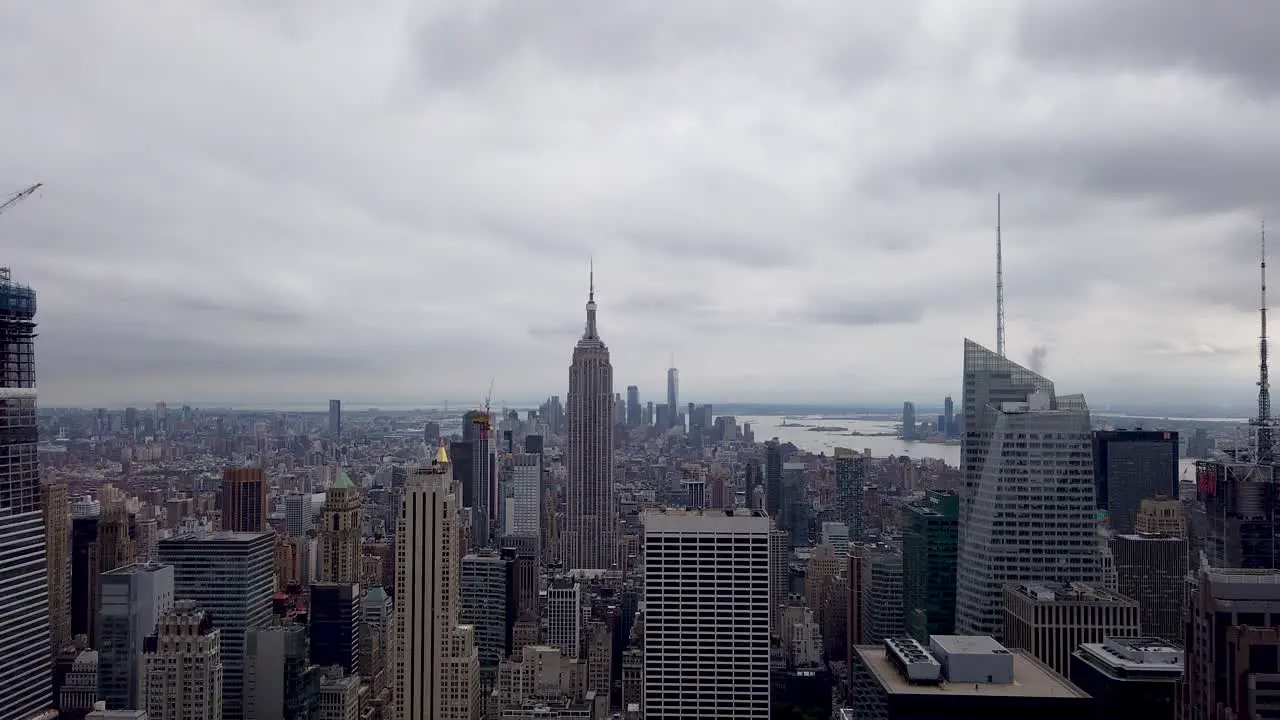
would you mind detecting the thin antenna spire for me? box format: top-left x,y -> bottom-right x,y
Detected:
583,257 -> 598,339
996,193 -> 1006,358
1256,220 -> 1273,463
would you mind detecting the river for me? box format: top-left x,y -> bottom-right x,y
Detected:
733,413 -> 1202,482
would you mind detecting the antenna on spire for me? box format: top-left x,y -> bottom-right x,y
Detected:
1255,220 -> 1273,464
996,193 -> 1006,358
589,255 -> 594,303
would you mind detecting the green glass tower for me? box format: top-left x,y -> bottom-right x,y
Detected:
902,490 -> 959,642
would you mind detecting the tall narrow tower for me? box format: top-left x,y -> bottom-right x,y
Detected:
394,445 -> 479,720
996,193 -> 1006,358
0,267 -> 50,720
565,262 -> 616,571
1255,221 -> 1273,464
666,353 -> 680,431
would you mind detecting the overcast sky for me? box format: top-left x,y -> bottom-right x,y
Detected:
3,1 -> 1278,409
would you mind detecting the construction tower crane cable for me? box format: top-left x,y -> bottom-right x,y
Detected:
0,183 -> 42,217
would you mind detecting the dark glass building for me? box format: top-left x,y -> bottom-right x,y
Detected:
901,490 -> 959,642
309,582 -> 361,674
1092,430 -> 1178,533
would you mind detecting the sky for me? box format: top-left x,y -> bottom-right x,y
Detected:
2,1 -> 1279,410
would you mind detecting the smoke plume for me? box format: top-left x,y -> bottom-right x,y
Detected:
1027,345 -> 1049,375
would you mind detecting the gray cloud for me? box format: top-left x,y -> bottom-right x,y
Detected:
1016,1 -> 1280,96
1026,345 -> 1048,375
0,2 -> 1272,409
796,298 -> 925,328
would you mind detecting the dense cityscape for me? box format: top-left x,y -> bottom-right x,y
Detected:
5,4 -> 1280,720
1,223 -> 1276,720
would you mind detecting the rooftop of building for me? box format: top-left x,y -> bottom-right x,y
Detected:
160,530 -> 274,543
1077,637 -> 1183,672
854,644 -> 1087,699
1114,532 -> 1186,542
1008,581 -> 1135,605
102,561 -> 171,576
643,507 -> 771,533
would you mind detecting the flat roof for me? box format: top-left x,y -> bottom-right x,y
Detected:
854,646 -> 1088,699
102,562 -> 171,576
930,635 -> 1007,655
643,508 -> 770,533
161,530 -> 273,543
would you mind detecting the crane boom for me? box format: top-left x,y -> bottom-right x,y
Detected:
0,184 -> 41,216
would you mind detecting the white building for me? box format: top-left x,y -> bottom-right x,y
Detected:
507,453 -> 541,539
393,446 -> 479,720
642,508 -> 771,719
546,581 -> 583,659
955,340 -> 1103,637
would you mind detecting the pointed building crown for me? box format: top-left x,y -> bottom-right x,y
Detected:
583,257 -> 599,340
436,441 -> 450,465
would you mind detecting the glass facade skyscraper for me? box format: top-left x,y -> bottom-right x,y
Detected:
0,268 -> 50,720
955,339 -> 1102,637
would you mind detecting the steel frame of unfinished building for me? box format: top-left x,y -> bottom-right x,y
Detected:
0,266 -> 50,720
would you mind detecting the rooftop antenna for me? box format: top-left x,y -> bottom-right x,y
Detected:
996,193 -> 1006,358
1255,220 -> 1273,464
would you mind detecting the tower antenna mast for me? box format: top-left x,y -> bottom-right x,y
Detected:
1256,221 -> 1273,463
996,193 -> 1006,358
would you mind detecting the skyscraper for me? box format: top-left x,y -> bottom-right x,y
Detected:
943,394 -> 955,437
901,490 -> 959,642
157,531 -> 275,720
219,468 -> 268,533
0,267 -> 50,720
394,445 -> 479,720
43,481 -> 71,653
1092,430 -> 1179,534
833,448 -> 864,538
328,399 -> 342,437
98,562 -> 175,710
564,267 -> 615,571
318,470 -> 363,584
955,339 -> 1102,637
666,363 -> 679,431
642,509 -> 770,719
765,439 -> 783,523
465,411 -> 496,548
625,385 -> 641,426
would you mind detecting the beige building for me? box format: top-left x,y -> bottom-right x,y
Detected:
1003,581 -> 1139,677
317,668 -> 362,720
394,445 -> 480,720
1134,496 -> 1187,537
318,470 -> 363,584
141,603 -> 223,720
42,481 -> 71,652
488,644 -> 605,719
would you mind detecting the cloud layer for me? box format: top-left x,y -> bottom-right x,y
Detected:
1,1 -> 1274,409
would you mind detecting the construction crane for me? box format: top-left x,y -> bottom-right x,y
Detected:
0,183 -> 42,217
484,379 -> 495,418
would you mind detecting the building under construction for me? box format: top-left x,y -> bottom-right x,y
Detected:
0,265 -> 52,719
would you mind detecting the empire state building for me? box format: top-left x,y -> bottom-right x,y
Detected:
564,266 -> 615,570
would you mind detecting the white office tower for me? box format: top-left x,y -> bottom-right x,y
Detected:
643,508 -> 771,719
506,453 -> 541,541
546,580 -> 584,659
393,445 -> 480,720
955,340 -> 1102,637
141,602 -> 223,720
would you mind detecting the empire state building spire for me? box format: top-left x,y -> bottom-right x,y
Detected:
584,257 -> 598,340
565,258 -> 615,570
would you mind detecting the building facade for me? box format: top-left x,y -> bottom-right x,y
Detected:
0,268 -> 50,720
317,471 -> 363,584
98,562 -> 175,710
1092,430 -> 1179,534
564,273 -> 615,571
956,339 -> 1102,637
642,509 -> 771,719
1003,582 -> 1140,677
156,531 -> 275,720
393,447 -> 479,720
902,491 -> 959,642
